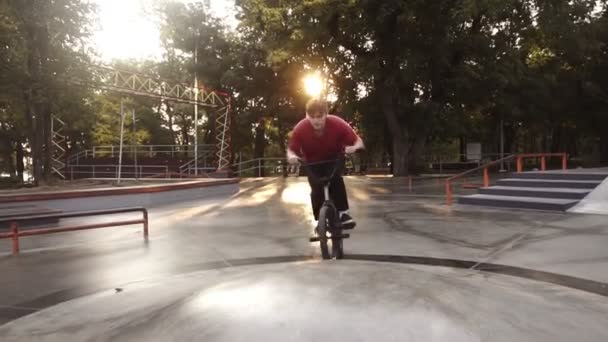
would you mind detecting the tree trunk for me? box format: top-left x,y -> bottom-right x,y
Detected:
392,136 -> 409,176
254,123 -> 266,177
24,90 -> 41,185
42,110 -> 52,183
504,123 -> 515,154
276,119 -> 288,177
0,136 -> 15,177
39,18 -> 52,183
551,125 -> 563,153
410,135 -> 426,174
459,136 -> 467,162
205,109 -> 216,145
16,140 -> 25,181
380,89 -> 410,176
600,132 -> 608,166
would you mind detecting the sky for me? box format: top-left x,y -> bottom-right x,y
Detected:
91,0 -> 235,62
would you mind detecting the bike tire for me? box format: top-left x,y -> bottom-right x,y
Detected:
332,226 -> 344,259
317,206 -> 331,259
327,209 -> 343,259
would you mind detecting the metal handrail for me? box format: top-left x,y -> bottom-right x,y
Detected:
179,150 -> 216,174
446,155 -> 516,182
0,207 -> 149,255
445,153 -> 568,205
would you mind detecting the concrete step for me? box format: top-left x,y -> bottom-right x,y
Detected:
479,186 -> 591,200
497,178 -> 602,189
510,172 -> 608,181
458,194 -> 579,211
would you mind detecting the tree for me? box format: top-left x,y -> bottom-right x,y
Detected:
2,0 -> 95,184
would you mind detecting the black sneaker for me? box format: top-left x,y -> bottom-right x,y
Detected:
340,213 -> 356,230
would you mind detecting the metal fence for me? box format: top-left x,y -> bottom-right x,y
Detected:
67,165 -> 169,179
68,145 -> 215,164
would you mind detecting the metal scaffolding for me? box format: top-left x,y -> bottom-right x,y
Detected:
66,65 -> 232,172
51,115 -> 66,179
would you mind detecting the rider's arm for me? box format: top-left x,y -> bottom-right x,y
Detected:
348,136 -> 364,150
337,117 -> 364,154
286,148 -> 300,164
287,129 -> 302,164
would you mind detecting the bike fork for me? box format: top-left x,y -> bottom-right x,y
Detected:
324,185 -> 330,202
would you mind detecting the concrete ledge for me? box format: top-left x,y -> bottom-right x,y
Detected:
0,179 -> 239,204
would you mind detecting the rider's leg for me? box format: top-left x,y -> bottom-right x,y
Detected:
329,175 -> 356,228
306,165 -> 326,221
329,176 -> 349,212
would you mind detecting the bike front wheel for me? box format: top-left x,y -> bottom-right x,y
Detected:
317,206 -> 332,259
332,225 -> 344,259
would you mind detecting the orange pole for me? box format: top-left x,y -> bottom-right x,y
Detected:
11,222 -> 19,256
446,181 -> 452,205
483,167 -> 490,187
517,157 -> 522,173
143,209 -> 149,238
541,156 -> 546,171
562,153 -> 567,170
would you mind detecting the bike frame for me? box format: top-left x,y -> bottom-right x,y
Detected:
300,155 -> 345,220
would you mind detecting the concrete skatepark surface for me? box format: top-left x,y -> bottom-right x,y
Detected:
1,176 -> 608,341
2,261 -> 608,342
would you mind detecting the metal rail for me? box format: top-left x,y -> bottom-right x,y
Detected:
0,207 -> 149,255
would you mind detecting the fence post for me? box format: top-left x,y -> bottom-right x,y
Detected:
258,159 -> 262,177
562,153 -> 567,170
10,222 -> 19,255
541,156 -> 546,171
483,167 -> 490,187
517,156 -> 523,173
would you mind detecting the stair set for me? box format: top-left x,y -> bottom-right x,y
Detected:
459,171 -> 608,211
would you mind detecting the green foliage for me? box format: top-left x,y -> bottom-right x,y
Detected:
2,0 -> 608,183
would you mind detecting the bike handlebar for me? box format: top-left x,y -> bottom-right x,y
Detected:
297,155 -> 346,185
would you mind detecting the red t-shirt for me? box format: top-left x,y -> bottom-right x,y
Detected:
288,115 -> 358,162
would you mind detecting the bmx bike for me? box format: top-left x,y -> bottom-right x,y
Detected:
300,156 -> 352,260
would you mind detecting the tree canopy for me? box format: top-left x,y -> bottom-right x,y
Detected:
1,0 -> 607,184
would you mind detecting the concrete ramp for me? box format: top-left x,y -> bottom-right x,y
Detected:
569,176 -> 608,215
2,261 -> 608,341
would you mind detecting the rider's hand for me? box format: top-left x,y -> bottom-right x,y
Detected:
345,145 -> 359,154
